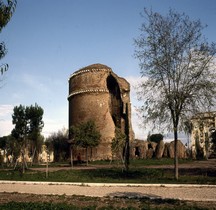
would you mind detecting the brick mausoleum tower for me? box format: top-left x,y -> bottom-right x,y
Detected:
68,63 -> 134,160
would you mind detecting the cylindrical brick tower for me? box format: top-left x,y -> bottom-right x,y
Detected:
68,63 -> 134,160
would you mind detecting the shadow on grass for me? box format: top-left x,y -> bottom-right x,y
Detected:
72,168 -> 171,183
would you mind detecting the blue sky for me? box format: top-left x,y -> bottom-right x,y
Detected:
0,0 -> 216,141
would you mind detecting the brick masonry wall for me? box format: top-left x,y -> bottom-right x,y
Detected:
68,64 -> 134,160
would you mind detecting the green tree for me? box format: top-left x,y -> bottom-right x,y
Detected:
45,129 -> 69,162
210,130 -> 216,156
134,9 -> 216,180
0,136 -> 7,165
0,136 -> 7,151
11,105 -> 28,144
0,135 -> 20,166
148,133 -> 163,143
11,104 -> 44,171
11,105 -> 28,172
0,0 -> 16,75
70,120 -> 101,166
26,103 -> 44,164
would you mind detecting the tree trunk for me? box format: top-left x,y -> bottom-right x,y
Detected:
46,152 -> 49,178
124,141 -> 129,172
86,147 -> 88,166
174,127 -> 178,180
124,102 -> 130,172
70,145 -> 73,168
120,151 -> 125,169
22,151 -> 25,174
14,159 -> 18,170
31,147 -> 36,166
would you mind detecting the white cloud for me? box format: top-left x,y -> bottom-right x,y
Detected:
0,104 -> 13,117
124,76 -> 148,140
125,76 -> 179,142
42,105 -> 68,138
0,120 -> 13,137
130,105 -> 147,140
0,104 -> 14,137
125,75 -> 147,104
42,117 -> 67,137
125,75 -> 145,89
125,75 -> 147,87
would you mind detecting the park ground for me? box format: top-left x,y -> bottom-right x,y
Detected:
0,159 -> 216,209
0,191 -> 215,209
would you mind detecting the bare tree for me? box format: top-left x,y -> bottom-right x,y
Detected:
111,127 -> 126,169
134,9 -> 216,180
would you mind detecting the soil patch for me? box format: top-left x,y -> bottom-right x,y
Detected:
0,192 -> 215,209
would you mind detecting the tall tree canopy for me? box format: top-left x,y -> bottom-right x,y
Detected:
134,9 -> 216,180
12,104 -> 44,144
26,104 -> 44,163
147,133 -> 163,144
11,105 -> 28,144
11,104 -> 44,166
0,135 -> 19,165
0,0 -> 16,75
70,120 -> 101,165
45,129 -> 69,162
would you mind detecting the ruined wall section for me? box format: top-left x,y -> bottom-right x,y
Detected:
190,112 -> 216,159
68,64 -> 134,160
114,75 -> 134,142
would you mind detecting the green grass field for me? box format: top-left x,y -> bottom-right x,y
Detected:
0,158 -> 215,184
0,159 -> 215,209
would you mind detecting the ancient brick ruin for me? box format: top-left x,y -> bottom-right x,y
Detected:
68,63 -> 134,160
131,139 -> 188,159
190,112 -> 216,159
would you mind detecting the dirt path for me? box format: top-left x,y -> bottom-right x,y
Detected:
0,181 -> 216,202
1,159 -> 215,204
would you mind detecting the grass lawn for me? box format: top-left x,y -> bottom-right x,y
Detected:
0,159 -> 215,209
0,158 -> 215,184
92,158 -> 192,166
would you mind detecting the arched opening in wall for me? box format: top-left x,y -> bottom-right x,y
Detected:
107,75 -> 122,128
135,146 -> 140,157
